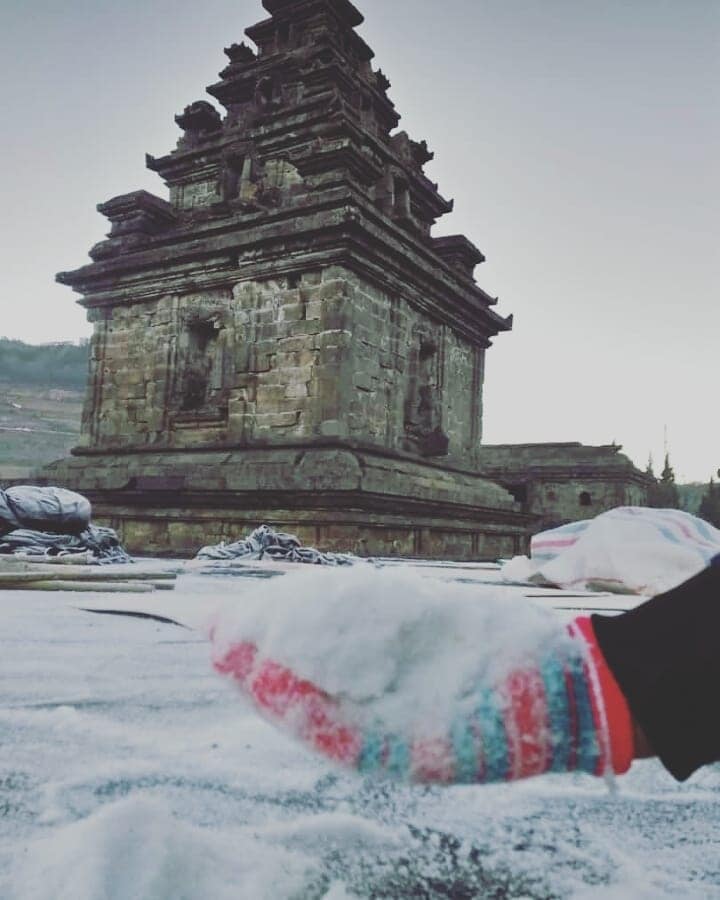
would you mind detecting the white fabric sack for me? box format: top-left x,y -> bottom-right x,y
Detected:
501,506 -> 720,596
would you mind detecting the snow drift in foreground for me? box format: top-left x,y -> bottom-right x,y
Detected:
1,569 -> 719,898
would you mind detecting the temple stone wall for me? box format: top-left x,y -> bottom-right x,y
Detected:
42,444 -> 528,560
83,265 -> 484,468
443,328 -> 483,462
341,272 -> 482,463
95,511 -> 522,561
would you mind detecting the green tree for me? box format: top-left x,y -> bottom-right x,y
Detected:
698,472 -> 720,528
645,454 -> 661,507
645,454 -> 655,479
648,453 -> 680,509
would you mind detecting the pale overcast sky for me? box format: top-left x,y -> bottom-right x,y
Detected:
1,0 -> 718,482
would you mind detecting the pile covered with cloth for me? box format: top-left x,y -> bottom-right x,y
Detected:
0,485 -> 131,564
501,506 -> 720,596
196,524 -> 355,567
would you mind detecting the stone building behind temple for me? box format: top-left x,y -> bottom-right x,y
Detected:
46,0 -> 532,558
478,443 -> 650,532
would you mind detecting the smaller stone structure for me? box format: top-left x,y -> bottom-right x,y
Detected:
478,443 -> 650,531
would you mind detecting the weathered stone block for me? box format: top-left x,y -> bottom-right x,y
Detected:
278,303 -> 305,322
255,411 -> 301,429
318,419 -> 348,437
354,371 -> 376,392
284,382 -> 309,399
305,300 -> 323,320
296,450 -> 362,491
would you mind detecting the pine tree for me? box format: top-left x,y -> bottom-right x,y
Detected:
648,453 -> 680,509
698,474 -> 720,528
659,453 -> 680,508
645,453 -> 662,508
645,453 -> 659,509
645,455 -> 655,479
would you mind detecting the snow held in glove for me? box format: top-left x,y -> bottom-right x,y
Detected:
209,566 -> 574,741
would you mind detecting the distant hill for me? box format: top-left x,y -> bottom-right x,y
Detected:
0,337 -> 89,390
0,338 -> 87,480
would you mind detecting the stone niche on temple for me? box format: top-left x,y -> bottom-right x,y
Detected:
48,0 -> 530,559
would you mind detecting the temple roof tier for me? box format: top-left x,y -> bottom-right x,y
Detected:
59,0 -> 512,350
263,0 -> 365,28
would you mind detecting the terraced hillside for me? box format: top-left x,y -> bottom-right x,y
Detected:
0,384 -> 83,479
0,339 -> 86,480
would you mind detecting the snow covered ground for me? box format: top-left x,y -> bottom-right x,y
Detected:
1,563 -> 719,899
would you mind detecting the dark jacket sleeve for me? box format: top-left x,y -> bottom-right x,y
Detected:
591,555 -> 720,781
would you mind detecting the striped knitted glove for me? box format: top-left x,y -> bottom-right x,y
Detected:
212,616 -> 634,785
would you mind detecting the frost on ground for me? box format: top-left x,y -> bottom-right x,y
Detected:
1,568 -> 719,899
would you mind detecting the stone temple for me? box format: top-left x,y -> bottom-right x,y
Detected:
48,0 -> 646,558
